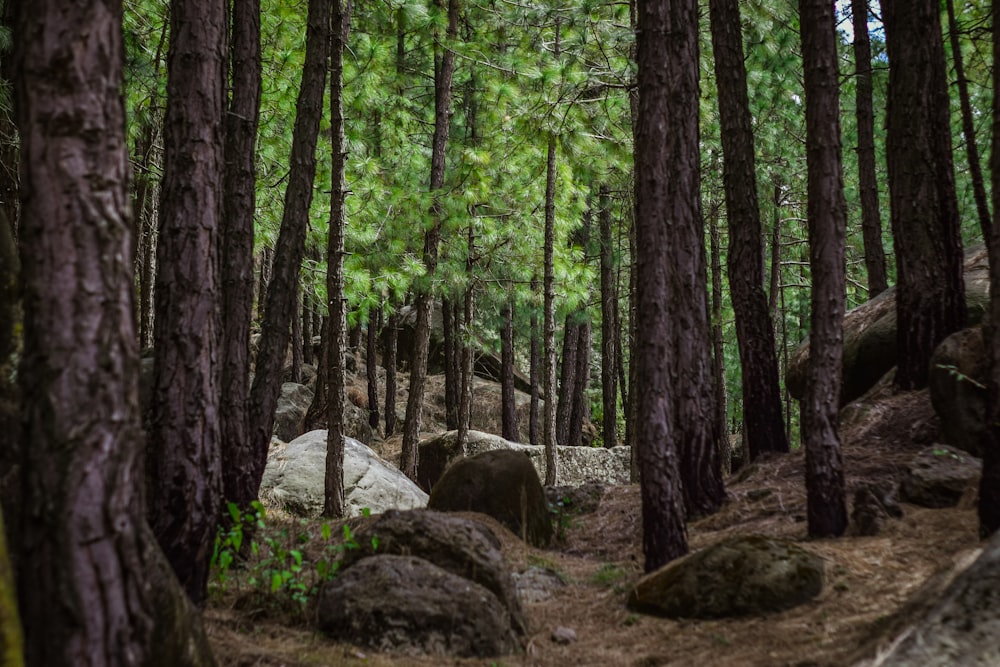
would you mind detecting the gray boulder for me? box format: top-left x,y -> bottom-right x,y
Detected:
260,430 -> 427,517
316,555 -> 520,658
929,326 -> 987,457
428,449 -> 553,548
627,535 -> 824,618
899,445 -> 982,509
273,382 -> 313,442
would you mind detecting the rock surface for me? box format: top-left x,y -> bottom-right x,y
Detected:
428,449 -> 553,547
273,382 -> 314,442
260,430 -> 427,517
899,445 -> 982,509
627,535 -> 824,619
929,326 -> 987,457
316,554 -> 521,658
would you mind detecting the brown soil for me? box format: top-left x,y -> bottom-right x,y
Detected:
206,381 -> 984,667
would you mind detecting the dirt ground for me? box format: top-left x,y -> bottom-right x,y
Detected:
205,385 -> 985,667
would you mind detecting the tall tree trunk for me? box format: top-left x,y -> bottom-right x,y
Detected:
220,0 -> 262,512
627,214 -> 639,482
945,0 -> 991,241
709,204 -> 730,474
305,316 -> 329,431
882,0 -> 965,390
148,0 -> 227,606
248,0 -> 331,496
383,310 -> 399,436
851,0 -> 889,297
501,299 -> 519,441
324,0 -> 349,518
599,185 -> 618,449
443,298 -> 460,429
457,226 -> 475,451
302,291 -> 313,366
543,137 -> 559,485
366,308 -> 380,430
291,285 -> 303,383
800,0 -> 849,539
768,185 -> 782,324
14,0 -> 215,659
708,0 -> 788,461
529,301 -> 540,446
568,318 -> 591,447
556,317 -> 579,447
634,0 -> 689,569
399,0 -> 458,479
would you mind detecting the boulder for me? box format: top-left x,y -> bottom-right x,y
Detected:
899,445 -> 982,509
627,535 -> 824,618
787,245 -> 989,405
260,430 -> 427,517
343,402 -> 374,446
418,430 -> 630,491
273,382 -> 314,442
428,449 -> 553,547
316,554 -> 521,658
850,483 -> 904,537
339,509 -> 526,635
929,326 -> 987,457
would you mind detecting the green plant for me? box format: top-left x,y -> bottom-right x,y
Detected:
937,363 -> 986,390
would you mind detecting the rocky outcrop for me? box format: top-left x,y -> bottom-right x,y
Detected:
627,535 -> 824,619
929,326 -> 987,457
273,382 -> 314,443
316,554 -> 521,658
260,430 -> 427,517
899,445 -> 981,509
428,449 -> 553,548
418,430 -> 630,491
787,245 -> 989,405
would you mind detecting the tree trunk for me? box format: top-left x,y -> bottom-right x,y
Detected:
543,137 -> 559,485
457,227 -> 475,451
851,0 -> 889,297
599,185 -> 618,449
383,310 -> 399,436
220,0 -> 262,512
709,204 -> 731,475
366,308 -> 380,430
501,299 -> 519,441
882,0 -> 965,390
305,317 -> 329,431
945,0 -> 990,241
800,0 -> 849,539
13,0 -> 215,658
556,317 -> 579,447
634,0 -> 690,569
399,0 -> 458,479
529,303 -> 540,446
443,298 -> 460,429
324,0 -> 349,519
291,284 -> 303,383
627,214 -> 639,482
568,318 -> 591,447
147,0 -> 227,606
248,0 -> 330,499
708,0 -> 789,461
302,292 -> 313,366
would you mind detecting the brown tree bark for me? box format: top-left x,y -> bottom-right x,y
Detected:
556,317 -> 579,447
543,137 -> 559,485
14,0 -> 216,660
324,0 -> 349,518
443,298 -> 460,429
248,0 -> 330,494
634,0 -> 692,570
882,0 -> 965,390
708,0 -> 789,461
399,0 -> 458,479
799,0 -> 849,539
568,318 -> 591,447
302,291 -> 313,366
708,203 -> 731,474
220,0 -> 262,512
456,226 -> 475,451
945,0 -> 990,242
851,0 -> 889,297
383,310 -> 399,436
304,317 -> 329,431
366,308 -> 380,430
599,185 -> 618,449
529,301 -> 541,446
500,299 -> 520,441
147,0 -> 227,605
291,285 -> 303,383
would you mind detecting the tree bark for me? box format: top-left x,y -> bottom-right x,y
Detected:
882,0 -> 965,390
442,298 -> 460,429
456,226 -> 475,451
634,0 -> 692,570
501,299 -> 520,441
529,301 -> 541,446
366,307 -> 380,430
709,204 -> 730,474
383,310 -> 399,436
556,317 -> 579,447
291,284 -> 303,383
324,0 -> 349,519
14,0 -> 215,658
708,0 -> 789,461
147,0 -> 227,605
543,137 -> 559,485
568,318 -> 591,447
799,0 -> 849,538
399,0 -> 459,479
851,0 -> 889,297
302,291 -> 313,366
599,185 -> 618,449
248,0 -> 330,497
304,317 -> 329,431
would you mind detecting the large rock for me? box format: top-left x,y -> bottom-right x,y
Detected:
929,326 -> 987,457
428,449 -> 553,547
418,429 -> 630,491
343,402 -> 374,446
865,531 -> 1000,666
317,555 -> 520,658
339,509 -> 526,635
273,382 -> 313,442
627,535 -> 824,619
260,430 -> 427,517
899,445 -> 982,509
787,245 -> 989,405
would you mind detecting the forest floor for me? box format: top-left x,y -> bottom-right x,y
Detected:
204,381 -> 985,667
